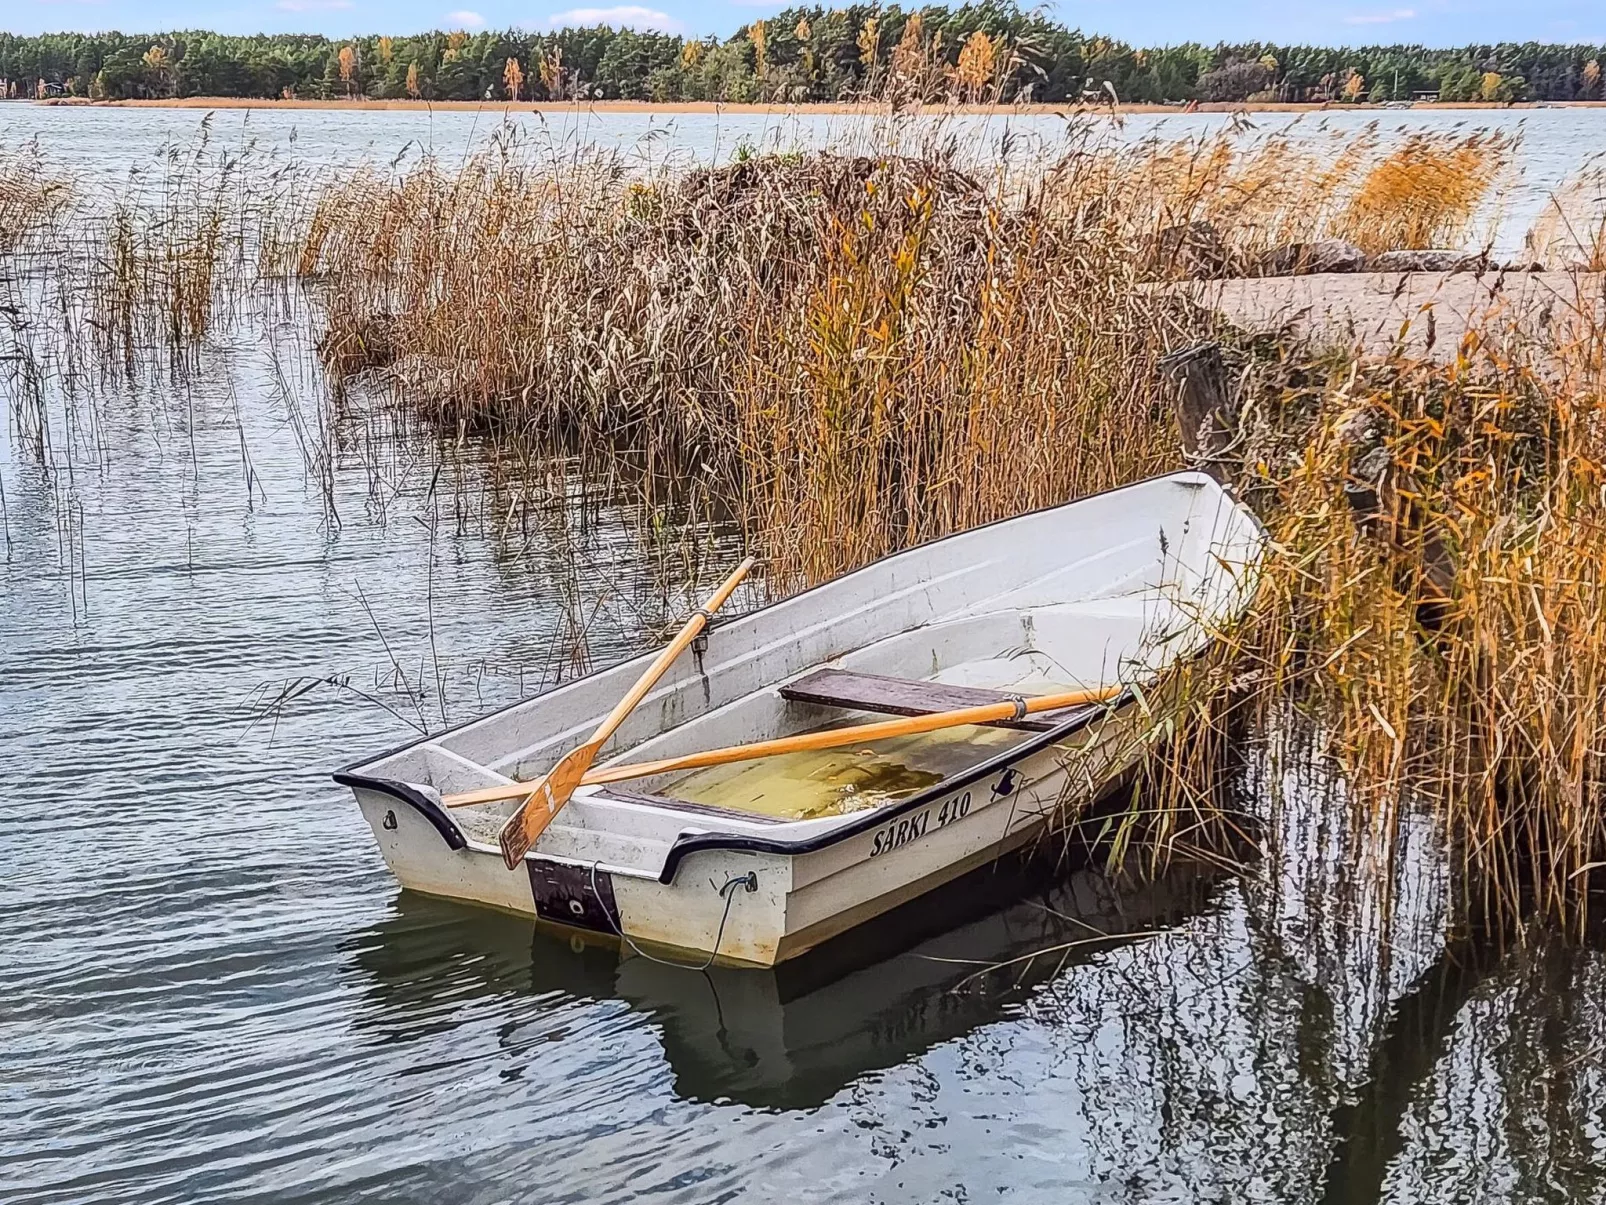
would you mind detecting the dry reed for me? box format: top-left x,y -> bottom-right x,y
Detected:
1179,298 -> 1606,929
0,143 -> 70,255
1328,131 -> 1511,255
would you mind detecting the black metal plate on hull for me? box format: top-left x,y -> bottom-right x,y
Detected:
527,860 -> 620,934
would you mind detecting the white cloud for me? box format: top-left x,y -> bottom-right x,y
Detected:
275,0 -> 353,10
445,9 -> 486,26
544,5 -> 684,32
1343,8 -> 1415,23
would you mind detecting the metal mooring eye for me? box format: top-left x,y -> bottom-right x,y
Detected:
382,810 -> 398,831
568,899 -> 586,916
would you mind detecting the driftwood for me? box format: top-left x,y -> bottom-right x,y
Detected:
1255,239 -> 1368,277
1366,249 -> 1490,273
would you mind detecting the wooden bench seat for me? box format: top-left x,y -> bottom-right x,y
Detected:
779,667 -> 1090,733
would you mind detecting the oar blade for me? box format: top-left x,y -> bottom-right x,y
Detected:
496,744 -> 595,869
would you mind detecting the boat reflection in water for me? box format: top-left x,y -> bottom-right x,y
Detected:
348,846 -> 1234,1110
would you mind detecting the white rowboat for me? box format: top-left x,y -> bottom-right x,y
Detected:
335,471 -> 1264,967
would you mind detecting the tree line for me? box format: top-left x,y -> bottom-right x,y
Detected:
1,6 -> 1603,105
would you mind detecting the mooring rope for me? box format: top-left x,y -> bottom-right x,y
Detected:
589,860 -> 756,972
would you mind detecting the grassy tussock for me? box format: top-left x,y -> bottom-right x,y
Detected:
301,145 -> 1184,586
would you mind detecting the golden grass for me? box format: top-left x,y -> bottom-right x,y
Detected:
1329,132 -> 1511,255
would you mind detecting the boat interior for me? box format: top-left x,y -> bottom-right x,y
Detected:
390,592 -> 1208,846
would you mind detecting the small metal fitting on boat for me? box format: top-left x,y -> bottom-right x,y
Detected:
382,810 -> 397,830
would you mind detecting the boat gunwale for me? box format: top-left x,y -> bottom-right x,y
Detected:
331,468 -> 1226,780
333,771 -> 470,851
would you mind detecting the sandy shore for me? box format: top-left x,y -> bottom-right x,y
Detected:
1195,270 -> 1606,362
30,96 -> 1606,115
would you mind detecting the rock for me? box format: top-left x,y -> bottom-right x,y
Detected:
1255,240 -> 1368,277
1147,220 -> 1235,280
1366,249 -> 1490,273
1159,341 -> 1238,482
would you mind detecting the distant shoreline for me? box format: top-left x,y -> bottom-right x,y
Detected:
25,96 -> 1606,115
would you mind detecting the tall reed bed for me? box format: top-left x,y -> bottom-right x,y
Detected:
7,116 -> 1602,923
298,123 -> 1518,585
1181,293 -> 1606,927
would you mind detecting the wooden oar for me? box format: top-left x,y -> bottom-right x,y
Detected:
447,683 -> 1121,810
493,557 -> 756,869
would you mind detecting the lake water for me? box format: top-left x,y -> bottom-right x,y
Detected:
3,106 -> 1606,1204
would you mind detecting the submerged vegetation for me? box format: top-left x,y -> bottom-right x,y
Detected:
4,115 -> 1606,934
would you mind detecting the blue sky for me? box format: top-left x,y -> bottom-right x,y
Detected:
8,0 -> 1604,46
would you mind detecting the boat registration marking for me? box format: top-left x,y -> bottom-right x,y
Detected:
869,791 -> 972,858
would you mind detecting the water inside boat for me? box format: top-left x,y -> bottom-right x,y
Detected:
662,722 -> 1023,820
662,670 -> 1087,821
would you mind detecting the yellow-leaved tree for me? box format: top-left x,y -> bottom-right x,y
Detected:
748,21 -> 767,79
857,17 -> 879,69
955,30 -> 997,101
337,45 -> 357,98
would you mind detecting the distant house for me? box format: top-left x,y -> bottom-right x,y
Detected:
1412,90 -> 1441,102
